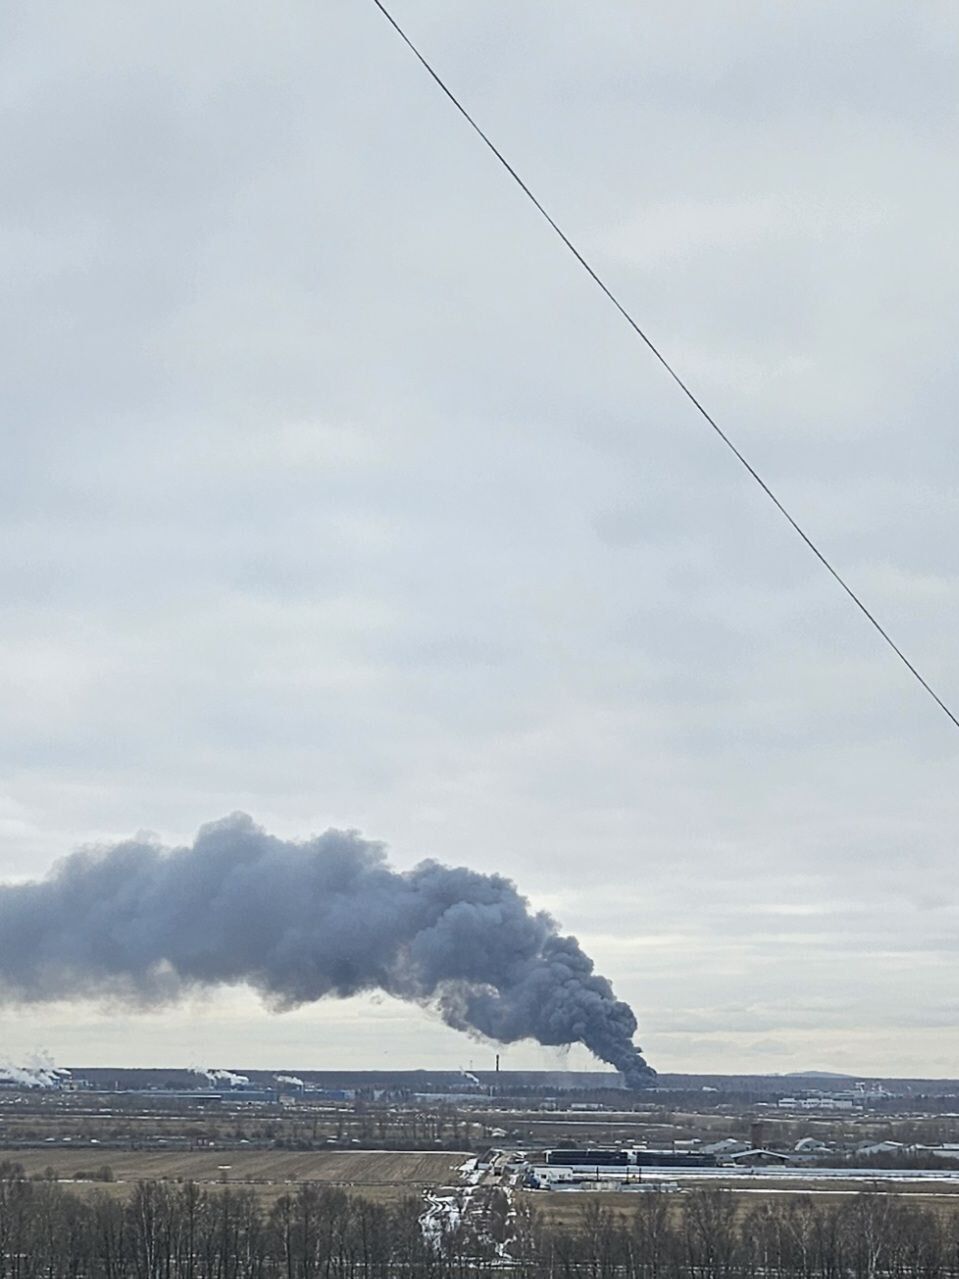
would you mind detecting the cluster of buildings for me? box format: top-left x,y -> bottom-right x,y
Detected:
513,1136 -> 959,1189
776,1082 -> 891,1112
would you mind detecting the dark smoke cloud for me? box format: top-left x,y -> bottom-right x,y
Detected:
0,814 -> 654,1085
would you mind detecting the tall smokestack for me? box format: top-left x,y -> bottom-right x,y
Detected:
0,814 -> 655,1086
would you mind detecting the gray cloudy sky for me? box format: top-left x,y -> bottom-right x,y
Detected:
2,1 -> 958,1077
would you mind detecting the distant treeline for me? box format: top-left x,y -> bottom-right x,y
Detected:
2,1159 -> 959,1278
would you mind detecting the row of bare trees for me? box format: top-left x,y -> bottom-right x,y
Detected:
517,1191 -> 958,1279
0,1164 -> 440,1279
4,1158 -> 959,1279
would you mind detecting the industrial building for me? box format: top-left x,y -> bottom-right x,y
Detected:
544,1148 -> 718,1169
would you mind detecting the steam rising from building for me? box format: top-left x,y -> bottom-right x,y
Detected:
275,1074 -> 305,1088
0,814 -> 654,1086
0,1056 -> 71,1089
203,1068 -> 250,1088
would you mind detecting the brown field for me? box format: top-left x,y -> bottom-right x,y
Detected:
0,1148 -> 467,1203
518,1183 -> 959,1229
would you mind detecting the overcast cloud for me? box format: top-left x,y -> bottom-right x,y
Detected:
1,0 -> 958,1076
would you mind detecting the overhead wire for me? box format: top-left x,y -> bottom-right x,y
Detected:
370,0 -> 959,734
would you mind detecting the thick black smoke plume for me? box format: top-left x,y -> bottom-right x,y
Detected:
0,814 -> 654,1086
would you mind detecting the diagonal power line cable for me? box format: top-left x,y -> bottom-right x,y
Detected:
370,0 -> 959,733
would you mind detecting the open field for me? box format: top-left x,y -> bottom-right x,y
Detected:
517,1185 -> 959,1230
0,1147 -> 467,1202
